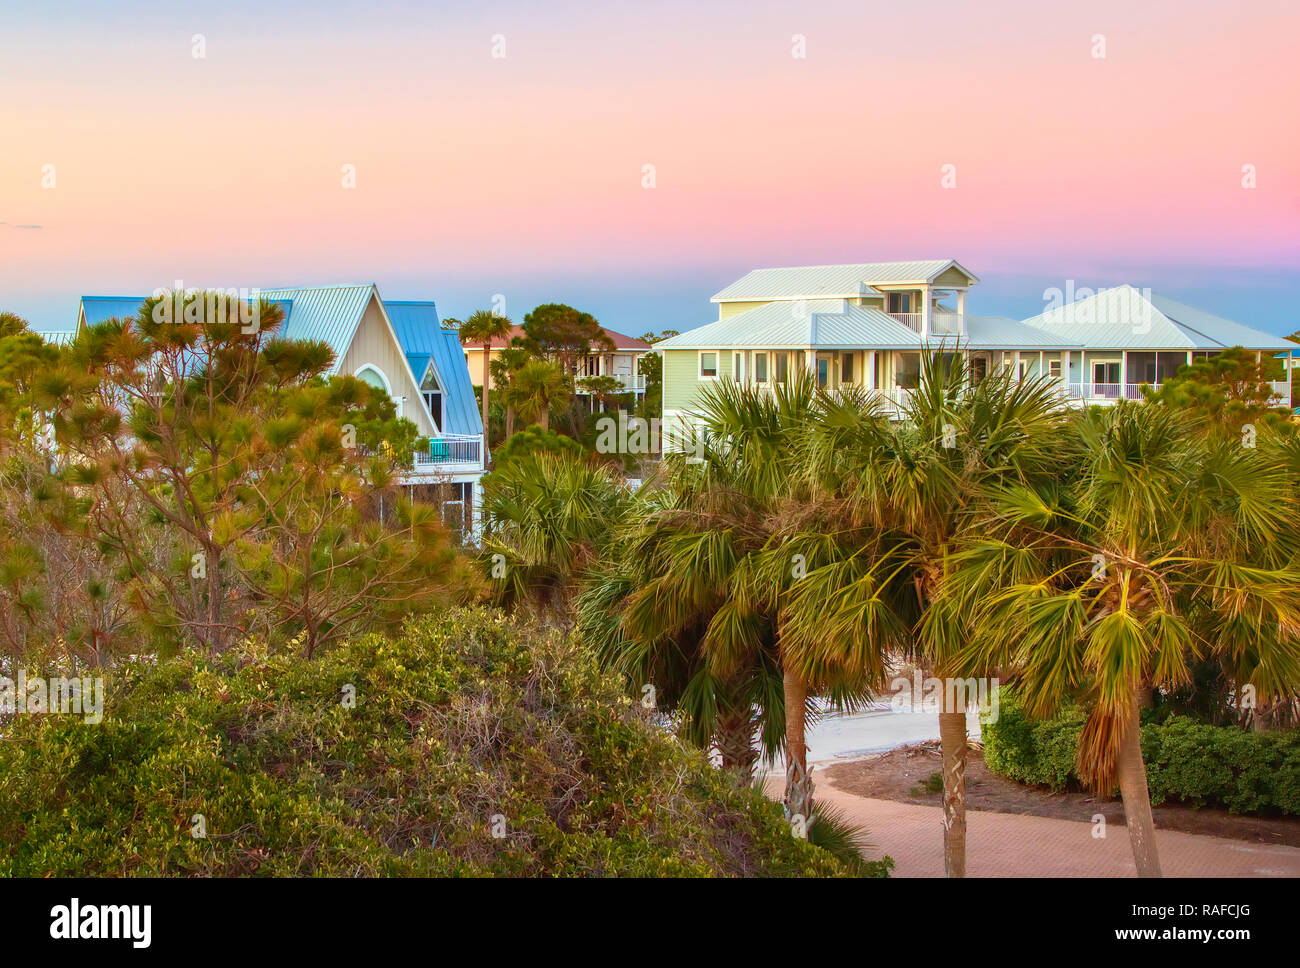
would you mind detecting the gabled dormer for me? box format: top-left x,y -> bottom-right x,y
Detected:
710,260 -> 978,337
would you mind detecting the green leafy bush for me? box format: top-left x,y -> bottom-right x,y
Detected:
982,689 -> 1300,814
491,425 -> 584,468
0,608 -> 873,876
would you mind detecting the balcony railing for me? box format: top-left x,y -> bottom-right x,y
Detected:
887,312 -> 962,335
575,372 -> 646,393
1061,382 -> 1147,401
413,434 -> 483,468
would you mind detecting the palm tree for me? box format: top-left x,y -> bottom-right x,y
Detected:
504,359 -> 571,433
490,345 -> 533,440
458,309 -> 515,435
608,372 -> 882,824
947,401 -> 1300,876
577,479 -> 782,780
785,352 -> 1069,876
480,449 -> 627,623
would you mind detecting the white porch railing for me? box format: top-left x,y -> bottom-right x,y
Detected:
576,372 -> 646,393
1070,383 -> 1147,401
887,312 -> 962,335
413,434 -> 483,468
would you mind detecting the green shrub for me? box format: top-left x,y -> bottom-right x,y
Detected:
0,608 -> 875,876
982,688 -> 1300,815
491,425 -> 584,468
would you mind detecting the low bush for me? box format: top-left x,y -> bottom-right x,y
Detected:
0,608 -> 873,876
981,689 -> 1300,815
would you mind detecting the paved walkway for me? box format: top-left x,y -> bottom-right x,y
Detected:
765,773 -> 1300,877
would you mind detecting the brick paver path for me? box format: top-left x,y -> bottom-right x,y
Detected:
765,775 -> 1300,877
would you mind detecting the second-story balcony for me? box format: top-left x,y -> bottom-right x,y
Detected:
409,433 -> 484,476
888,312 -> 963,336
575,372 -> 646,393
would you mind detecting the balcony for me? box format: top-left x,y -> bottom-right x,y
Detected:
410,434 -> 484,476
888,312 -> 962,336
575,372 -> 646,393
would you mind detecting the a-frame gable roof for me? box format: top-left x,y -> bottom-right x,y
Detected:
385,300 -> 483,436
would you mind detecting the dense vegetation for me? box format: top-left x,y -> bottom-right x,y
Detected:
983,690 -> 1300,815
4,298 -> 1299,880
0,608 -> 870,877
485,354 -> 1300,879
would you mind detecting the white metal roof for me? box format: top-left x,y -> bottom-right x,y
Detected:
963,316 -> 1081,349
1019,285 -> 1291,351
711,260 -> 978,301
655,300 -> 924,350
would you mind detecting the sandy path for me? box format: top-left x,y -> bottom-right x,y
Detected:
764,773 -> 1300,877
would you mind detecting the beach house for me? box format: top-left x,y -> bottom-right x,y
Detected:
72,284 -> 486,535
657,260 -> 1294,440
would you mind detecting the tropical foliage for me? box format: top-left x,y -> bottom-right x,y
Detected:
0,609 -> 873,876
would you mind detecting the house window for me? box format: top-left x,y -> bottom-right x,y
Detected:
896,353 -> 921,389
754,352 -> 768,383
700,351 -> 718,378
888,292 -> 913,314
841,353 -> 853,383
1092,361 -> 1121,384
775,352 -> 788,383
1048,360 -> 1062,380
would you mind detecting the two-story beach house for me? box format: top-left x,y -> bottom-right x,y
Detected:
70,284 -> 486,536
657,260 -> 1294,440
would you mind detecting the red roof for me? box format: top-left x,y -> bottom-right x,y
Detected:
462,324 -> 651,352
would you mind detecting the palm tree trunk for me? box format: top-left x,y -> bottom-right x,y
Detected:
782,667 -> 814,825
538,407 -> 549,433
714,708 -> 756,782
939,685 -> 968,878
1137,679 -> 1154,709
1117,695 -> 1162,876
481,352 -> 491,433
505,405 -> 515,438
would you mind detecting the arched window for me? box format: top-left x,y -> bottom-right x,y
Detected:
355,365 -> 391,395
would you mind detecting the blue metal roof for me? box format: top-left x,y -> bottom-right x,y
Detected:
80,296 -> 149,327
385,301 -> 483,437
75,289 -> 481,438
79,295 -> 296,337
259,286 -> 374,369
81,289 -> 368,372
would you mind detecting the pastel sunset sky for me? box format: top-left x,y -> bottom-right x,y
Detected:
2,0 -> 1297,336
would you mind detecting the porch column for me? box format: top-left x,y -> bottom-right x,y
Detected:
921,286 -> 932,339
957,290 -> 967,336
866,350 -> 877,390
1122,350 -> 1129,398
1081,350 -> 1087,400
1012,350 -> 1022,380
